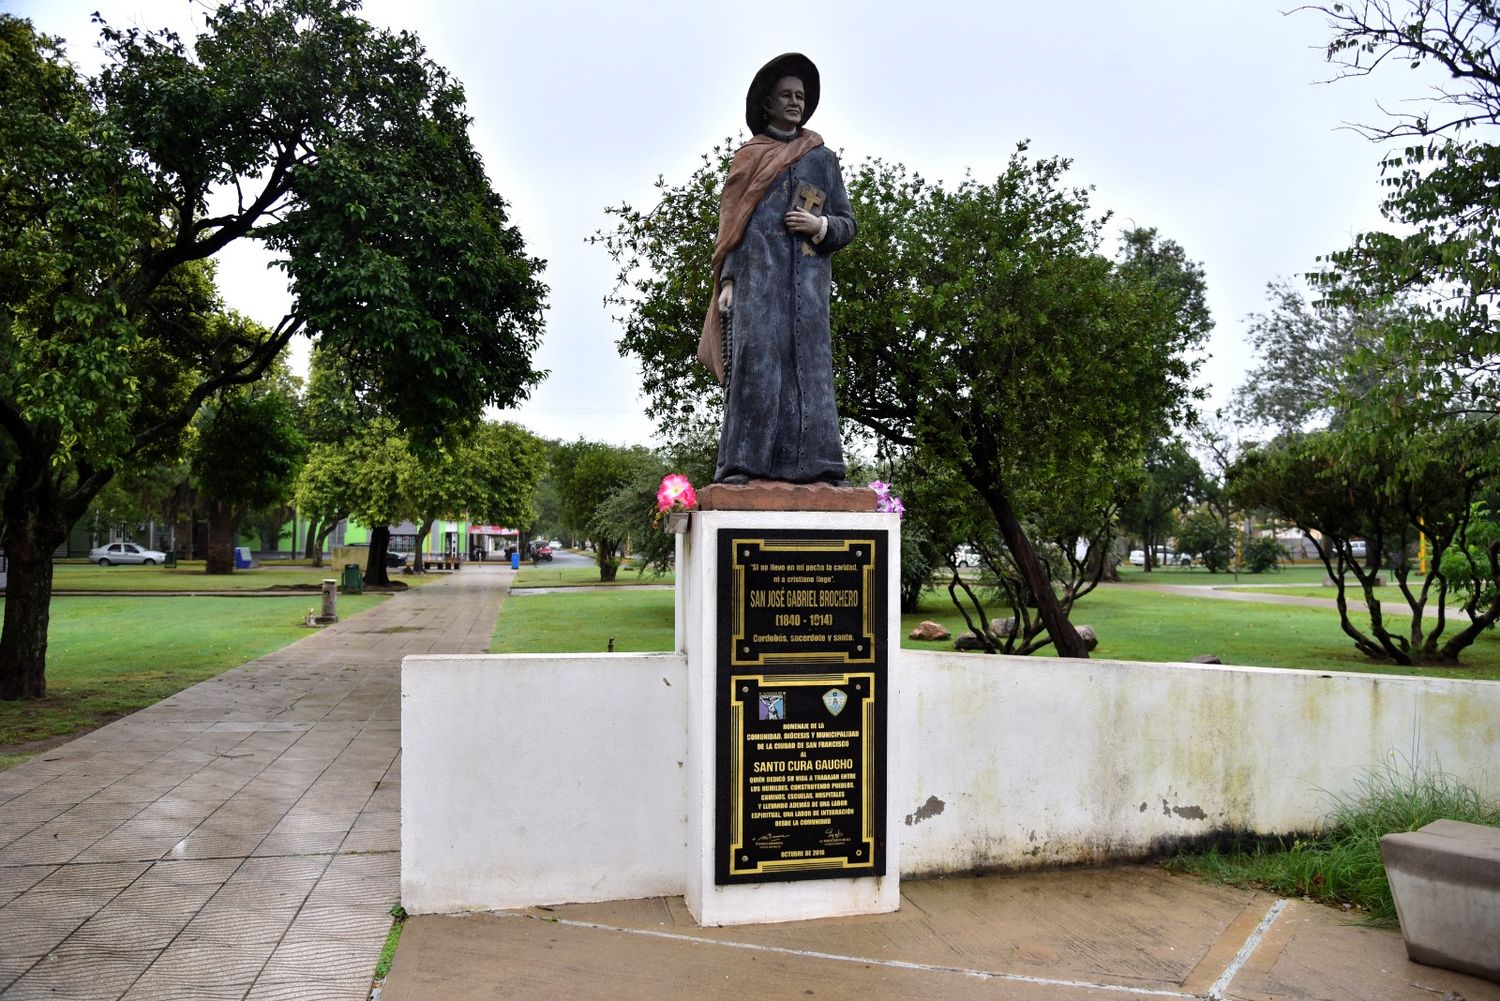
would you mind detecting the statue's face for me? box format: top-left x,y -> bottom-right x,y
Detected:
762,75 -> 805,132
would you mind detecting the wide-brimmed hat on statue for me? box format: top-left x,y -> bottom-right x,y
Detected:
745,52 -> 820,133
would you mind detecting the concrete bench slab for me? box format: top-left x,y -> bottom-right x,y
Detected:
1380,819 -> 1500,983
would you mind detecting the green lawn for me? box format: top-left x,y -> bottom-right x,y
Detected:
902,586 -> 1500,679
0,593 -> 388,766
491,588 -> 675,653
512,565 -> 674,588
51,562 -> 439,591
1217,584 -> 1454,604
488,582 -> 1500,680
1113,563 -> 1332,586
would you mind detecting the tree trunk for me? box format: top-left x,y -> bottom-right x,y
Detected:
186,502 -> 199,560
596,538 -> 620,582
365,525 -> 392,587
303,516 -> 322,560
413,518 -> 434,573
982,485 -> 1088,658
204,500 -> 238,574
0,481 -> 71,700
166,488 -> 183,560
313,517 -> 342,569
1083,536 -> 1119,583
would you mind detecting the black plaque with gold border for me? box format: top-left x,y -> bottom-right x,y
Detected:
715,530 -> 888,884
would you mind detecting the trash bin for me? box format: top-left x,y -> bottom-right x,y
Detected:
510,551 -> 520,570
341,563 -> 364,594
234,546 -> 252,569
164,551 -> 176,568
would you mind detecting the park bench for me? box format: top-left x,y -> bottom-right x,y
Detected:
1380,819 -> 1500,983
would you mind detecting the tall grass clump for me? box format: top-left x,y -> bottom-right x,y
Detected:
1168,754 -> 1500,924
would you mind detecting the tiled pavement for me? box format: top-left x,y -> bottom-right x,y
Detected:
0,567 -> 510,1001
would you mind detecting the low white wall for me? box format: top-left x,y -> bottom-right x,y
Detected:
401,653 -> 688,914
402,650 -> 1500,914
898,652 -> 1500,875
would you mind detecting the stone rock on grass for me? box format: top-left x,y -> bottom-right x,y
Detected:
954,631 -> 1000,651
909,620 -> 951,641
1076,625 -> 1099,651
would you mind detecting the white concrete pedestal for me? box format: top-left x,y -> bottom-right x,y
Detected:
680,509 -> 902,926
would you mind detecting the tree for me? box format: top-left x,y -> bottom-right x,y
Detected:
1229,422 -> 1500,664
1308,1 -> 1500,433
891,448 -> 1121,654
590,455 -> 674,578
1187,414 -> 1241,531
590,436 -> 716,579
1118,438 -> 1205,572
463,423 -> 549,539
1232,279 -> 1413,434
293,441 -> 356,568
599,146 -> 1208,656
401,421 -> 548,570
1176,509 -> 1237,572
1241,535 -> 1287,574
190,389 -> 307,573
0,4 -> 544,698
836,165 -> 1208,656
298,344 -> 362,560
1439,502 -> 1500,625
342,421 -> 418,588
554,441 -> 655,582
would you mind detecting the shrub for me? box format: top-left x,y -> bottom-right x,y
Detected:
1176,511 -> 1236,572
1243,535 -> 1286,573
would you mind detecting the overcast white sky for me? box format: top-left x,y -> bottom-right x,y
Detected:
10,0 -> 1421,446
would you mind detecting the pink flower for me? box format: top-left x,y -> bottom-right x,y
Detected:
868,480 -> 904,517
657,473 -> 697,513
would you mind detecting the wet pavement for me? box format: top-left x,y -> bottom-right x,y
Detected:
0,566 -> 510,1000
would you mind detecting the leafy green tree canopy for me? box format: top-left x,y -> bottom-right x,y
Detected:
1233,279 -> 1417,434
1118,438 -> 1206,572
1229,421 -> 1500,664
553,440 -> 656,582
1309,1 -> 1500,430
0,1 -> 545,697
1176,509 -> 1237,573
190,388 -> 308,573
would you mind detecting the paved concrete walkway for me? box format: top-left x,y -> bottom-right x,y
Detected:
383,867 -> 1500,1001
0,566 -> 510,1001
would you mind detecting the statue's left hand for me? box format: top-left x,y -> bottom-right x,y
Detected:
785,209 -> 822,236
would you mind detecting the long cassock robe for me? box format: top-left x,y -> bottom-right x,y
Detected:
697,128 -> 856,484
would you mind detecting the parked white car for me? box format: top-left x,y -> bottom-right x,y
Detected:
952,545 -> 980,568
1129,548 -> 1192,567
89,542 -> 167,566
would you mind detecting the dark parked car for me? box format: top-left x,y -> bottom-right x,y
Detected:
384,551 -> 409,568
